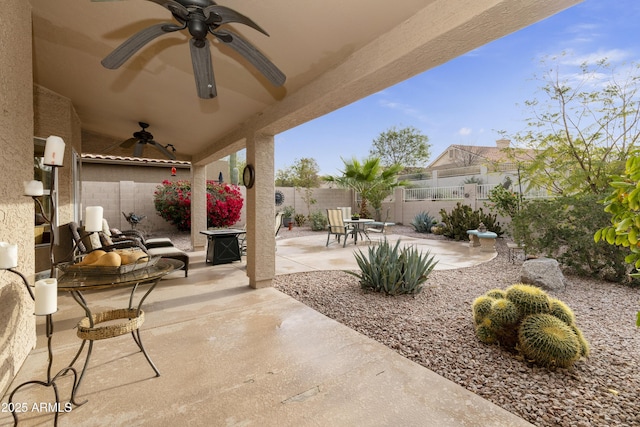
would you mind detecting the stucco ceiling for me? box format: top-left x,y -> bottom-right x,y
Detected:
29,0 -> 581,164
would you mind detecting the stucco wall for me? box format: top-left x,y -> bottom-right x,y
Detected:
276,187 -> 352,218
0,42 -> 82,397
0,0 -> 35,397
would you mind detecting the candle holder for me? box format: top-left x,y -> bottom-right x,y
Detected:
4,268 -> 85,427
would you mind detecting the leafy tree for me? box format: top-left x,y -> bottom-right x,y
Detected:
275,167 -> 295,187
596,151 -> 640,273
291,158 -> 320,217
276,158 -> 321,216
325,157 -> 407,220
369,126 -> 431,168
511,56 -> 640,195
597,151 -> 640,322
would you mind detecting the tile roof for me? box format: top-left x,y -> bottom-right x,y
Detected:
81,153 -> 191,166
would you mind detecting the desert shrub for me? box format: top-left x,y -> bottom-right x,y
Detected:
439,203 -> 503,240
348,239 -> 438,296
308,210 -> 327,231
411,211 -> 436,233
512,195 -> 634,283
487,184 -> 520,218
294,213 -> 306,227
472,283 -> 588,368
154,180 -> 243,231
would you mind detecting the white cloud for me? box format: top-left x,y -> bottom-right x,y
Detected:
560,48 -> 630,66
458,127 -> 472,136
378,99 -> 430,123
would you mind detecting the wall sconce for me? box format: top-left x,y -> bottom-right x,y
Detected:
171,166 -> 177,176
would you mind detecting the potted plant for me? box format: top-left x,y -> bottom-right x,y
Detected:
351,213 -> 360,221
281,206 -> 295,228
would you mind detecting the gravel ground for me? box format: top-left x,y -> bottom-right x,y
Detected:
168,226 -> 640,426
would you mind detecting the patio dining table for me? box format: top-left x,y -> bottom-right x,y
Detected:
343,218 -> 375,244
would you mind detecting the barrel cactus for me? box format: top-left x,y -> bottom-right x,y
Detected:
571,325 -> 590,357
505,283 -> 551,316
472,284 -> 589,368
549,298 -> 576,326
472,295 -> 495,324
475,318 -> 497,344
489,298 -> 520,327
518,314 -> 581,368
485,288 -> 507,299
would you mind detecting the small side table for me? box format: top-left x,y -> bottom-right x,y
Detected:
507,242 -> 526,263
200,229 -> 244,265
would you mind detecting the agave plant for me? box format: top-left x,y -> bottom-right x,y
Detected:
348,239 -> 438,295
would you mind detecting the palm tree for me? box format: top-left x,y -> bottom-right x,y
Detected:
325,157 -> 407,220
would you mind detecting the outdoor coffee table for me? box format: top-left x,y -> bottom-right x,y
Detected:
57,258 -> 183,395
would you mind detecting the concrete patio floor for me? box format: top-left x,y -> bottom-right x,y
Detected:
1,235 -> 531,426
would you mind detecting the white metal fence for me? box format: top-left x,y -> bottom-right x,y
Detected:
404,184 -> 553,201
404,186 -> 465,201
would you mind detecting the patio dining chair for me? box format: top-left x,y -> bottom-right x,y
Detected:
365,208 -> 392,235
326,208 -> 356,247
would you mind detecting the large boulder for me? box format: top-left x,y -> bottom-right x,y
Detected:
520,257 -> 566,292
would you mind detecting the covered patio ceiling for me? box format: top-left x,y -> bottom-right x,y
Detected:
30,0 -> 581,165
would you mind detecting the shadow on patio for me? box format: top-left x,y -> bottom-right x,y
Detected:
1,239 -> 532,426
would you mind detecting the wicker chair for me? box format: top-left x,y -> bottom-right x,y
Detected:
326,209 -> 356,247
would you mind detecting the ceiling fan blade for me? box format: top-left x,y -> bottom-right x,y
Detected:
149,141 -> 177,160
120,137 -> 139,148
189,38 -> 217,99
161,0 -> 190,21
203,5 -> 269,36
213,30 -> 285,87
133,143 -> 144,157
101,22 -> 182,69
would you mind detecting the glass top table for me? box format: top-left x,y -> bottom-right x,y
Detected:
57,258 -> 183,291
56,258 -> 184,396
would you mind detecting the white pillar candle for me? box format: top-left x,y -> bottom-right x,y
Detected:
34,278 -> 57,315
0,242 -> 18,269
24,180 -> 44,196
43,135 -> 65,166
85,206 -> 104,232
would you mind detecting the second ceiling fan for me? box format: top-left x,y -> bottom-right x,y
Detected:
119,122 -> 176,159
101,0 -> 286,99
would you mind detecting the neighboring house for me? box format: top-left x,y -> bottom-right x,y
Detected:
413,139 -> 536,188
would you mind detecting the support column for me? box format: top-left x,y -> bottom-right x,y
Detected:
245,133 -> 275,288
190,164 -> 207,251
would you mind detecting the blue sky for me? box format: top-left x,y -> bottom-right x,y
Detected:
274,0 -> 640,176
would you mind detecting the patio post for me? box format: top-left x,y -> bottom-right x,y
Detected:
190,164 -> 207,251
245,133 -> 276,288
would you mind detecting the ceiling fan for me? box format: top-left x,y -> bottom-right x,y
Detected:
100,0 -> 286,99
118,122 -> 177,159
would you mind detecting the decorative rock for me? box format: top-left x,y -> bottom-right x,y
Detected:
520,257 -> 566,292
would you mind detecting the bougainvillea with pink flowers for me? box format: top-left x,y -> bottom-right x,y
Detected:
154,180 -> 243,231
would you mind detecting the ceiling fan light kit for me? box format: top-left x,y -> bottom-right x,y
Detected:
101,0 -> 286,99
